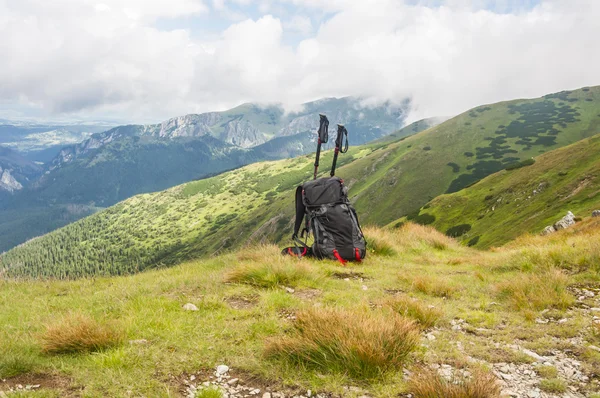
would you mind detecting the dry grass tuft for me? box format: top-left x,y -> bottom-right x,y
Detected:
412,276 -> 457,298
265,307 -> 420,379
398,223 -> 458,251
495,269 -> 573,312
364,227 -> 397,256
385,296 -> 443,329
225,260 -> 314,288
40,313 -> 123,355
408,367 -> 501,398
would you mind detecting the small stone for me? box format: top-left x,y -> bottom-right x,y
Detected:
425,333 -> 436,341
527,391 -> 540,398
500,373 -> 512,381
250,388 -> 261,395
362,285 -> 368,291
190,375 -> 196,381
263,393 -> 272,398
589,345 -> 600,352
558,318 -> 568,323
307,390 -> 312,397
183,303 -> 199,311
216,364 -> 229,375
129,339 -> 149,345
285,287 -> 295,293
227,378 -> 239,386
500,365 -> 510,373
590,307 -> 600,312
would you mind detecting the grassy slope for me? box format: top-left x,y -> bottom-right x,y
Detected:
3,86 -> 600,278
391,134 -> 600,248
1,223 -> 599,397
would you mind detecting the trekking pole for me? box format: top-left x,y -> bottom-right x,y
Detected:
330,124 -> 349,177
313,114 -> 329,180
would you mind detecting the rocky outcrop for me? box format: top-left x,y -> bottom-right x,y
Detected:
0,167 -> 23,192
541,211 -> 577,235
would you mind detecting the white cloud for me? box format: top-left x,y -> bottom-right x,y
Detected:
0,0 -> 599,123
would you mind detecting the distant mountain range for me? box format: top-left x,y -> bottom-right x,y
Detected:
0,96 -> 412,252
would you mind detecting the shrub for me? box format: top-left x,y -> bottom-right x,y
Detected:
446,224 -> 472,238
408,367 -> 501,398
464,152 -> 474,157
447,162 -> 461,173
505,158 -> 535,170
40,313 -> 123,354
539,378 -> 567,393
265,307 -> 420,379
385,296 -> 442,328
225,261 -> 313,288
467,236 -> 480,247
423,146 -> 432,151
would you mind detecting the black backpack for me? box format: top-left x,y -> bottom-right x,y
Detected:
292,176 -> 366,264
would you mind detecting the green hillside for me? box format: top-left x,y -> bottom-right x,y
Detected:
3,86 -> 600,278
390,134 -> 600,248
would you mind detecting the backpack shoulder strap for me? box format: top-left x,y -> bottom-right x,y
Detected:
292,185 -> 305,239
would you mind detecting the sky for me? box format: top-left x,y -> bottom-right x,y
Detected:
0,0 -> 598,124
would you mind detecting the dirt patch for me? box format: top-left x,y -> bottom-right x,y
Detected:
225,295 -> 258,310
0,373 -> 80,396
331,271 -> 369,280
293,289 -> 321,300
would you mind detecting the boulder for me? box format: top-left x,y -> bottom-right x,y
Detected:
541,226 -> 556,236
553,211 -> 576,231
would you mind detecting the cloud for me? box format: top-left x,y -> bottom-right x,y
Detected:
0,0 -> 599,123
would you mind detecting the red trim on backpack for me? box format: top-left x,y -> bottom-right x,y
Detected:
332,249 -> 347,266
355,248 -> 361,262
288,247 -> 307,257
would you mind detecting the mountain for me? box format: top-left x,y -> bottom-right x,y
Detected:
3,86 -> 600,278
0,97 -> 409,253
0,146 -> 41,194
389,134 -> 600,248
0,121 -> 114,163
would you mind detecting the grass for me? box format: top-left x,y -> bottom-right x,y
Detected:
225,247 -> 316,288
0,223 -> 599,396
194,387 -> 223,398
494,269 -> 573,312
408,367 -> 501,398
535,364 -> 558,378
385,296 -> 443,328
264,307 -> 420,379
412,276 -> 457,298
539,378 -> 567,393
39,313 -> 123,354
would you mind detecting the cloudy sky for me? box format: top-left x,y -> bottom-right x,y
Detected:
0,0 -> 598,124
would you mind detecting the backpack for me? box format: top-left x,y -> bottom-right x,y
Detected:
292,176 -> 366,264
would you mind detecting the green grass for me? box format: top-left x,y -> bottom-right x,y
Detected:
539,378 -> 567,393
1,223 -> 598,396
3,87 -> 600,278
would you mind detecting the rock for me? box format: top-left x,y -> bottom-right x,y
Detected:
553,211 -> 576,231
521,348 -> 546,362
541,225 -> 556,236
183,303 -> 199,311
129,339 -> 149,345
590,307 -> 600,312
558,318 -> 568,323
527,391 -> 540,398
593,210 -> 600,217
284,287 -> 295,293
425,333 -> 436,341
263,393 -> 272,398
361,285 -> 368,291
588,345 -> 600,352
216,364 -> 229,375
227,378 -> 239,386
